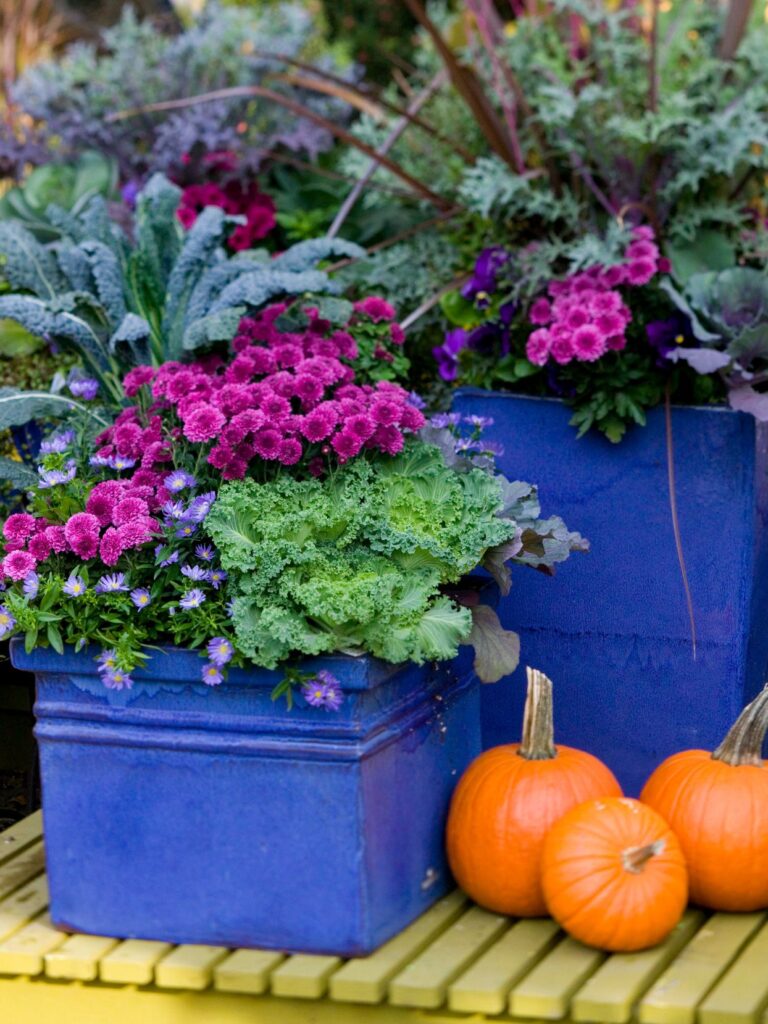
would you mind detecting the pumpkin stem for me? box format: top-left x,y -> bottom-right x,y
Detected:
622,839 -> 666,874
712,683 -> 768,767
518,667 -> 556,760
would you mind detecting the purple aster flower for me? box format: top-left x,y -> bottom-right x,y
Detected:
69,377 -> 99,400
302,670 -> 344,712
195,544 -> 215,561
121,180 -> 141,207
429,412 -> 462,430
226,599 -> 236,618
23,572 -> 39,600
464,415 -> 494,430
63,574 -> 87,597
208,568 -> 227,589
130,588 -> 152,610
154,544 -> 180,567
109,455 -> 137,471
162,500 -> 185,521
165,470 -> 197,493
95,573 -> 128,594
207,637 -> 233,666
179,588 -> 206,609
433,328 -> 469,383
183,491 -> 216,524
38,460 -> 77,488
97,648 -> 118,670
181,564 -> 209,582
89,454 -> 112,468
175,522 -> 198,539
201,662 -> 224,686
40,430 -> 75,455
101,667 -> 133,691
0,606 -> 16,637
408,391 -> 427,410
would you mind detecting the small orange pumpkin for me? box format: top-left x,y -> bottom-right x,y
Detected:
542,797 -> 688,952
641,683 -> 768,911
445,668 -> 622,916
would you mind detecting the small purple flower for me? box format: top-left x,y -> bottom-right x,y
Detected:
408,391 -> 427,410
38,460 -> 77,488
646,313 -> 694,362
181,564 -> 209,582
0,606 -> 16,637
302,670 -> 344,712
461,247 -> 509,304
433,328 -> 468,383
162,500 -> 185,521
95,573 -> 128,594
179,588 -> 206,610
121,180 -> 141,207
201,662 -> 224,686
195,544 -> 215,561
63,574 -> 87,597
226,599 -> 236,618
155,545 -> 180,567
97,649 -> 118,670
429,412 -> 462,430
165,470 -> 197,493
208,568 -> 227,589
464,415 -> 494,430
130,588 -> 151,610
175,522 -> 198,539
89,454 -> 112,468
40,431 -> 75,455
207,637 -> 233,666
183,491 -> 216,524
109,455 -> 136,471
69,377 -> 99,400
101,667 -> 133,691
23,572 -> 39,600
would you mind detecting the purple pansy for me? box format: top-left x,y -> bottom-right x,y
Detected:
432,328 -> 469,382
461,247 -> 509,304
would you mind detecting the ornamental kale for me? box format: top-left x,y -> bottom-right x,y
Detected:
206,443 -> 585,678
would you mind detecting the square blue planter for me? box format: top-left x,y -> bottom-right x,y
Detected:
453,390 -> 768,795
11,642 -> 481,956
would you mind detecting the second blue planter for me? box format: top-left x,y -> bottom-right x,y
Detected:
12,642 -> 480,956
453,390 -> 768,794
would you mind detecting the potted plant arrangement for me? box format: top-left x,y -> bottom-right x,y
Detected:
352,0 -> 768,793
0,207 -> 583,953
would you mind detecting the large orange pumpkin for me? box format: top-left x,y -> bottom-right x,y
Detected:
641,683 -> 768,911
541,797 -> 688,952
445,668 -> 622,916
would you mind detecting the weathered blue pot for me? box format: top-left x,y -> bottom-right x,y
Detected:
11,642 -> 481,955
453,390 -> 768,795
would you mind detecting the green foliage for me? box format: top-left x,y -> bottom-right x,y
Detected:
206,442 -> 582,676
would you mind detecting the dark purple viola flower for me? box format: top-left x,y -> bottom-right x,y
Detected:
646,313 -> 694,362
433,328 -> 469,382
499,301 -> 518,326
467,322 -> 500,356
461,247 -> 509,304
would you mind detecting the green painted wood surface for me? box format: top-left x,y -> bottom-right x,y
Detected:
572,911 -> 705,1024
389,905 -> 508,1008
331,890 -> 467,1003
214,949 -> 286,994
448,918 -> 561,1015
270,955 -> 341,999
639,913 -> 767,1024
699,919 -> 768,1024
509,936 -> 605,1019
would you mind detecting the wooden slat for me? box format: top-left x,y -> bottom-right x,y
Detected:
0,812 -> 43,866
639,913 -> 766,1024
0,841 -> 45,901
699,919 -> 768,1024
270,955 -> 342,999
509,936 -> 605,1019
45,933 -> 120,981
572,910 -> 705,1024
449,918 -> 561,1015
331,890 -> 468,1003
214,949 -> 285,994
0,913 -> 66,974
0,875 -> 49,943
154,944 -> 229,990
389,905 -> 508,1009
99,939 -> 173,985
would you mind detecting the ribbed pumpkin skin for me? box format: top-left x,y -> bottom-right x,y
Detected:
641,750 -> 768,911
445,743 -> 622,916
542,798 -> 688,952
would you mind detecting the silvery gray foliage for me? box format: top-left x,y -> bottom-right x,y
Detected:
0,173 -> 364,432
7,3 -> 356,181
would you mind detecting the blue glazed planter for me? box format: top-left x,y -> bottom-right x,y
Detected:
453,390 -> 768,795
11,642 -> 481,955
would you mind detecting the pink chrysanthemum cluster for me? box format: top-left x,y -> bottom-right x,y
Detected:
525,227 -> 670,366
1,474 -> 166,580
98,301 -> 423,480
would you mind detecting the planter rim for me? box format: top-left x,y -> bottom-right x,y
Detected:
453,386 -> 744,418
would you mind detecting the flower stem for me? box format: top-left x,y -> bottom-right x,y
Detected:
518,666 -> 556,760
713,683 -> 768,767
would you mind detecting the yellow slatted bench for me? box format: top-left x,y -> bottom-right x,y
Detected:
1,813 -> 768,1024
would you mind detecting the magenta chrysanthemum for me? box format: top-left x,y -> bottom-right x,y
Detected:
2,550 -> 37,580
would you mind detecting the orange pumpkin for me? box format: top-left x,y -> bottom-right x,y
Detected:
541,797 -> 688,952
445,667 -> 622,916
641,683 -> 768,911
